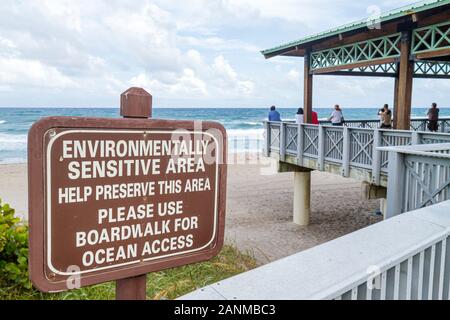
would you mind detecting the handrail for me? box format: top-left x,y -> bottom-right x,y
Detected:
379,143 -> 450,158
180,200 -> 450,300
317,117 -> 450,132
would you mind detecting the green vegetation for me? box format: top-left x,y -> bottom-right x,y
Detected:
0,199 -> 256,300
0,199 -> 30,291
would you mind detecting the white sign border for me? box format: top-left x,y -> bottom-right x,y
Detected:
45,129 -> 220,277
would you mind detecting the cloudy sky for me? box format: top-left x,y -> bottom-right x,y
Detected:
0,0 -> 448,108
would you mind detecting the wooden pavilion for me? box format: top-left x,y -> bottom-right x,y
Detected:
261,0 -> 450,130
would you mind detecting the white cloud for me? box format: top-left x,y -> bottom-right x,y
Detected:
0,37 -> 16,50
0,0 -> 262,106
180,36 -> 260,53
210,55 -> 255,97
0,0 -> 448,107
129,52 -> 254,100
0,58 -> 77,89
155,0 -> 352,32
176,69 -> 208,96
222,0 -> 350,26
287,69 -> 300,82
213,56 -> 238,82
130,68 -> 207,98
39,0 -> 83,32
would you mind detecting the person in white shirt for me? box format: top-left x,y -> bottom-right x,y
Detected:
328,104 -> 344,126
295,108 -> 304,124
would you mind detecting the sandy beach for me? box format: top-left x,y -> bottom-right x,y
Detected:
0,159 -> 381,264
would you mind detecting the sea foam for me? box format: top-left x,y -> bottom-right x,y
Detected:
226,128 -> 264,139
0,133 -> 27,151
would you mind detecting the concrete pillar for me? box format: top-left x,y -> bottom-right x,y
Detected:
293,171 -> 311,226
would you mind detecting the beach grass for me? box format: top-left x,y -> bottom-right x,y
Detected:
0,244 -> 256,300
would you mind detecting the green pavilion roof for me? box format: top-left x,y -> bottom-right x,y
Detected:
261,0 -> 450,58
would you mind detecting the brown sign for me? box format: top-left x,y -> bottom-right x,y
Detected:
28,117 -> 227,292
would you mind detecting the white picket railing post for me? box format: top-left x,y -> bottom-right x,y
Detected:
297,124 -> 304,166
264,121 -> 271,157
280,122 -> 286,162
411,131 -> 420,145
371,129 -> 382,185
386,150 -> 406,218
342,127 -> 350,177
318,125 -> 325,171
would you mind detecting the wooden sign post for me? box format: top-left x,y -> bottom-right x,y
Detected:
116,87 -> 152,300
28,88 -> 227,299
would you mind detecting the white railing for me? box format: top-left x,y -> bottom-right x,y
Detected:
320,119 -> 380,129
179,200 -> 450,300
318,117 -> 450,132
265,121 -> 450,186
384,143 -> 450,218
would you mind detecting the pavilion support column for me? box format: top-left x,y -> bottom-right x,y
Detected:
395,31 -> 414,130
293,171 -> 311,226
303,48 -> 313,124
393,68 -> 399,129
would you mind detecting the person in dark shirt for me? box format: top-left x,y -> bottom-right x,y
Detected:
268,106 -> 281,122
427,102 -> 439,132
378,104 -> 392,129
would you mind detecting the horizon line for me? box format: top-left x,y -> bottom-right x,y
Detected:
1,106 -> 448,109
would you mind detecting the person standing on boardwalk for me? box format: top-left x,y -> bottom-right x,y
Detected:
378,106 -> 384,126
268,105 -> 281,122
427,102 -> 439,132
378,104 -> 392,129
328,105 -> 344,126
295,108 -> 304,124
311,110 -> 319,125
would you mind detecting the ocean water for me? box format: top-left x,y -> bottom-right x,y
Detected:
1,107 -> 449,164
